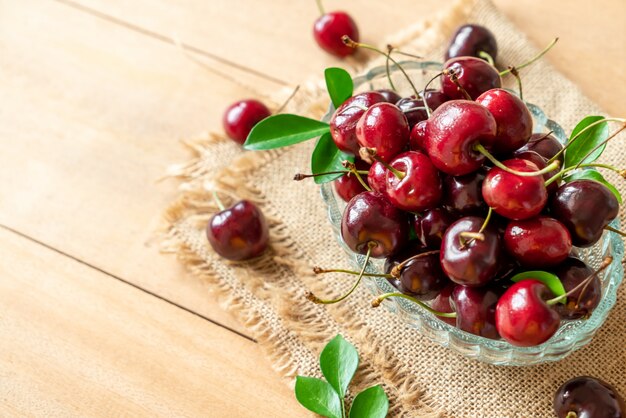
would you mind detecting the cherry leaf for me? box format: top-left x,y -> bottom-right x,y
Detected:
294,376 -> 342,418
311,132 -> 354,184
564,116 -> 608,168
511,271 -> 566,304
244,114 -> 330,150
325,67 -> 354,109
563,169 -> 622,204
349,385 -> 389,418
320,334 -> 359,398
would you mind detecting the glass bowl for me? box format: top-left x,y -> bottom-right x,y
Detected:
319,62 -> 624,366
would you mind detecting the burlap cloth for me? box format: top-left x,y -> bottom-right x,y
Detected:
163,0 -> 626,416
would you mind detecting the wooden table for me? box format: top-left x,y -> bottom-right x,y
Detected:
1,0 -> 623,416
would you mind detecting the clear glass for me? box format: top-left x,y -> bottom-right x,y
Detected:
319,62 -> 624,366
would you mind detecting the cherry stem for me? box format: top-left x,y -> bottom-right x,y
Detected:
360,148 -> 405,179
478,207 -> 493,234
546,256 -> 612,306
307,241 -> 376,304
387,46 -> 423,60
385,45 -> 397,92
211,190 -> 225,211
474,143 -> 561,176
478,51 -> 495,66
275,85 -> 300,114
459,207 -> 493,247
605,225 -> 626,237
508,66 -> 523,100
371,292 -> 458,318
546,118 -> 626,164
315,0 -> 324,15
421,72 -> 443,118
390,250 -> 440,278
342,36 -> 421,98
565,412 -> 577,418
342,161 -> 372,191
544,163 -> 623,187
499,37 -> 559,76
573,123 -> 626,169
529,131 -> 554,143
293,170 -> 368,181
313,266 -> 392,278
444,68 -> 472,100
402,106 -> 428,114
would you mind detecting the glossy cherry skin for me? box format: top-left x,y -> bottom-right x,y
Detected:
356,102 -> 410,162
554,376 -> 625,418
397,252 -> 450,301
425,100 -> 497,175
330,92 -> 387,155
414,208 -> 455,249
442,57 -> 502,100
333,159 -> 370,202
451,285 -> 500,339
517,133 -> 564,163
206,200 -> 269,261
377,89 -> 402,104
495,279 -> 560,347
445,24 -> 498,61
313,11 -> 359,57
482,159 -> 548,220
442,171 -> 487,216
383,240 -> 426,291
429,283 -> 457,326
440,216 -> 502,286
223,99 -> 271,144
504,216 -> 572,268
341,191 -> 409,258
550,180 -> 619,247
367,161 -> 387,193
475,88 -> 532,155
396,90 -> 448,128
409,120 -> 428,152
384,151 -> 442,212
554,257 -> 601,320
512,150 -> 560,194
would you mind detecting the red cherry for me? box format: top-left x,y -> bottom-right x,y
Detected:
334,174 -> 367,203
397,251 -> 449,301
414,208 -> 455,249
504,216 -> 572,268
206,200 -> 269,261
313,12 -> 359,57
330,92 -> 386,155
367,161 -> 387,193
409,120 -> 428,152
554,257 -> 601,320
451,285 -> 500,339
356,102 -> 409,162
442,171 -> 487,216
384,151 -> 442,212
482,159 -> 548,220
495,279 -> 560,347
377,89 -> 402,104
442,57 -> 502,100
517,133 -> 564,163
445,24 -> 498,61
512,150 -> 560,194
429,284 -> 457,326
475,88 -> 532,155
425,100 -> 497,175
222,99 -> 271,144
396,89 -> 449,128
554,376 -> 626,418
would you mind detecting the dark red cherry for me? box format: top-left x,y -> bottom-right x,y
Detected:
206,200 -> 269,261
554,257 -> 601,320
396,90 -> 448,128
504,216 -> 571,268
334,159 -> 370,202
383,240 -> 426,291
414,208 -> 455,249
442,57 -> 502,100
442,171 -> 487,216
475,88 -> 532,155
482,159 -> 548,220
440,216 -> 502,286
356,102 -> 410,162
384,151 -> 442,212
429,283 -> 457,326
554,376 -> 625,418
550,180 -> 619,247
425,100 -> 497,175
367,161 -> 387,193
223,99 -> 271,144
495,279 -> 560,347
451,285 -> 500,339
313,11 -> 359,57
330,92 -> 387,155
445,24 -> 498,61
409,120 -> 428,152
512,150 -> 560,194
517,133 -> 564,163
377,89 -> 402,104
341,191 -> 409,258
397,251 -> 450,301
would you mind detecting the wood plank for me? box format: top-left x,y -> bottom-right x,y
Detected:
0,0 -> 279,335
0,226 -> 304,417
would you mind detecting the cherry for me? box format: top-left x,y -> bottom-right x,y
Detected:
512,149 -> 560,194
554,257 -> 601,320
384,151 -> 442,212
409,120 -> 428,152
356,102 -> 410,162
384,240 -> 427,277
445,24 -> 498,62
425,100 -> 497,175
206,200 -> 269,261
313,11 -> 359,57
396,90 -> 448,128
517,132 -> 564,163
396,251 -> 449,301
495,279 -> 560,346
440,216 -> 502,286
451,285 -> 500,339
223,99 -> 271,144
333,160 -> 369,202
442,171 -> 487,216
414,208 -> 455,249
377,89 -> 402,104
367,161 -> 387,193
550,180 -> 619,247
475,88 -> 532,155
504,216 -> 572,268
554,376 -> 625,418
482,159 -> 548,220
442,57 -> 502,100
429,283 -> 457,326
341,191 -> 409,258
330,92 -> 386,155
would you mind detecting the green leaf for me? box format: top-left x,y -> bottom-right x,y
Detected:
511,271 -> 566,304
325,67 -> 354,109
564,116 -> 608,168
563,169 -> 622,204
349,386 -> 389,418
295,376 -> 342,418
311,132 -> 355,184
243,114 -> 330,150
320,335 -> 359,398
